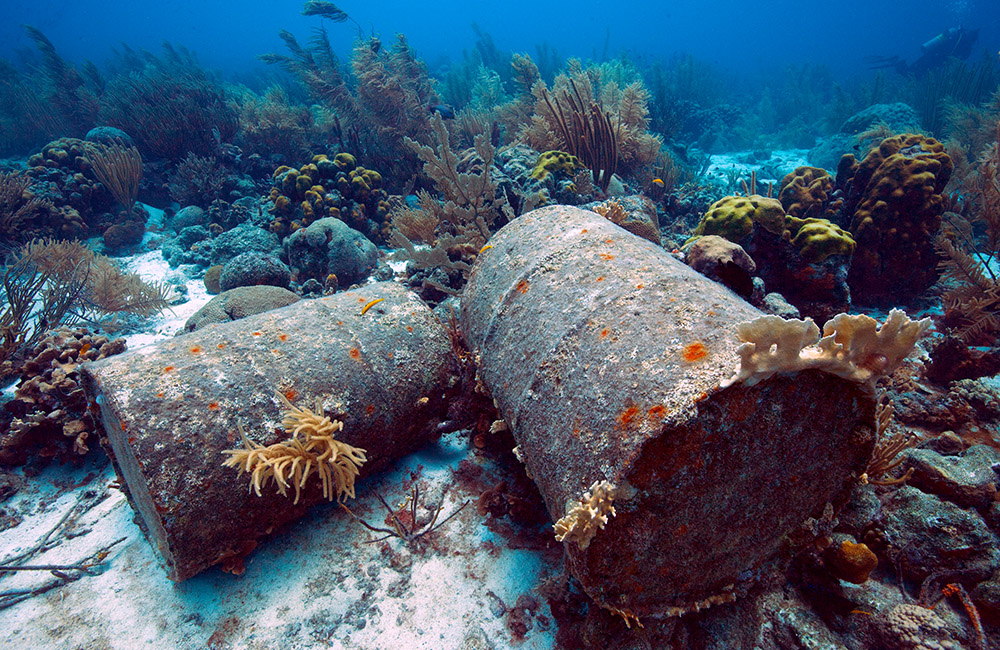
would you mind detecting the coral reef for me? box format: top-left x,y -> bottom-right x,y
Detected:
529,150 -> 583,182
690,193 -> 786,242
168,154 -> 234,209
24,137 -> 144,246
389,114 -> 513,303
284,217 -> 378,287
520,61 -> 662,189
261,31 -> 436,187
838,133 -> 953,304
783,216 -> 856,263
688,189 -> 855,321
1,239 -> 170,381
98,47 -> 238,162
267,153 -> 390,242
935,121 -> 1000,343
231,85 -> 319,165
685,235 -> 756,298
1,328 -> 126,467
0,170 -> 86,244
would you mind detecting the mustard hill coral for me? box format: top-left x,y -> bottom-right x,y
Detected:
778,166 -> 842,220
268,153 -> 390,242
838,133 -> 953,304
784,216 -> 856,263
530,150 -> 584,182
221,392 -> 367,505
691,194 -> 786,242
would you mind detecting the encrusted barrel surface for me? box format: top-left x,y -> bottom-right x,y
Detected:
461,206 -> 875,618
81,282 -> 458,581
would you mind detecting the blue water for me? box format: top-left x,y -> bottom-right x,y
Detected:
2,0 -> 997,79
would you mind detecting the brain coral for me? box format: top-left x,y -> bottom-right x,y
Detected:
837,134 -> 952,304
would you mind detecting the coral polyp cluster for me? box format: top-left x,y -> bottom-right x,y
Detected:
268,152 -> 390,242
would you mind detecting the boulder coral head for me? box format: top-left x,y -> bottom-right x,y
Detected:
837,134 -> 953,305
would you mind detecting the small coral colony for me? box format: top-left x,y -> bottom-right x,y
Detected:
1,0 -> 1000,639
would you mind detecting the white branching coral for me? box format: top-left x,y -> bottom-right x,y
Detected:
222,392 -> 367,505
553,480 -> 617,550
721,308 -> 930,389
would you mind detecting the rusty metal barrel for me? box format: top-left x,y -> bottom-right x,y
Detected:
81,282 -> 458,581
461,206 -> 876,619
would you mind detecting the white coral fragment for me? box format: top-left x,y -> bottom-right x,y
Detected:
721,308 -> 930,389
553,480 -> 617,550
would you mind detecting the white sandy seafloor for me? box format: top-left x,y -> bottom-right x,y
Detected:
0,434 -> 556,650
0,205 -> 558,650
703,149 -> 813,193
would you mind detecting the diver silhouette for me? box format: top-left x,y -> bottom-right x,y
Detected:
865,26 -> 980,75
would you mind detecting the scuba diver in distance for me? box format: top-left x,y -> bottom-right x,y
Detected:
865,26 -> 980,75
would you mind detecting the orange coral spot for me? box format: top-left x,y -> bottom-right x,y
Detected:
617,406 -> 640,428
120,422 -> 126,431
217,343 -> 226,349
163,365 -> 175,373
349,348 -> 361,359
406,325 -> 414,332
581,229 -> 588,233
208,402 -> 220,411
648,405 -> 666,419
636,284 -> 644,289
366,405 -> 375,415
599,253 -> 614,260
279,334 -> 289,342
600,327 -> 609,338
284,389 -> 298,401
189,346 -> 202,354
336,321 -> 343,326
252,331 -> 262,337
515,279 -> 529,294
596,276 -> 605,282
682,341 -> 708,362
156,392 -> 165,398
604,239 -> 614,243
